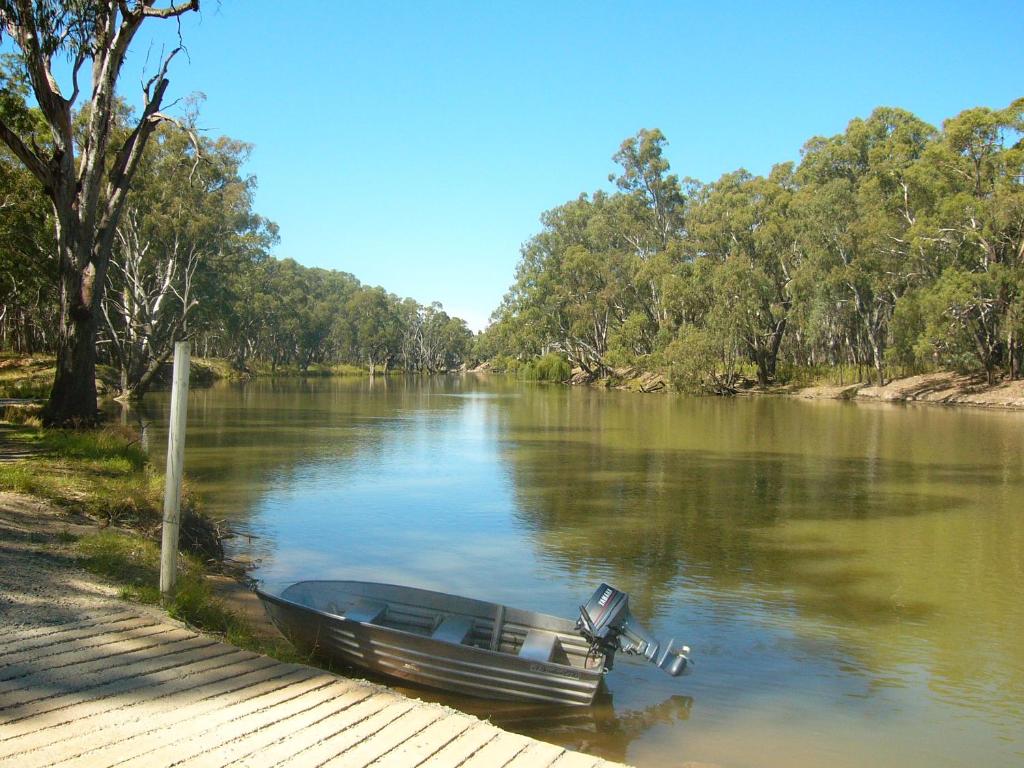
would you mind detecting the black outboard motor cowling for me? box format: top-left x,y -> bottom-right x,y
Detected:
576,583 -> 691,676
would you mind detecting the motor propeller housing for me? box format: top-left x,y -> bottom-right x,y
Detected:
576,583 -> 691,676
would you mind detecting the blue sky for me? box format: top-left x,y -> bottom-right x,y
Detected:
120,1 -> 1022,330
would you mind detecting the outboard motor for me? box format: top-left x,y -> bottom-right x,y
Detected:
577,583 -> 691,676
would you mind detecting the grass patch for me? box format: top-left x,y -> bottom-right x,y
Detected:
0,355 -> 54,398
192,357 -> 246,382
324,363 -> 366,376
74,530 -> 303,662
247,360 -> 369,377
0,421 -> 221,561
78,531 -> 164,592
0,424 -> 159,524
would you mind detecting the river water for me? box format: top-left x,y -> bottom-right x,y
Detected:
136,375 -> 1024,768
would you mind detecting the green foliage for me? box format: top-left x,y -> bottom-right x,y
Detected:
485,99 -> 1024,390
0,65 -> 56,354
916,267 -> 1015,381
0,83 -> 473,383
487,354 -> 523,374
664,324 -> 741,394
520,353 -> 571,382
887,290 -> 926,370
606,312 -> 657,367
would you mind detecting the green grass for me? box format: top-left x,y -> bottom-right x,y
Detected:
0,424 -> 163,524
247,360 -> 369,377
78,531 -> 165,603
0,355 -> 54,398
75,530 -> 304,662
0,421 -> 221,564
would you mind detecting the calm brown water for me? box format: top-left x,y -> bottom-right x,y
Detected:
135,375 -> 1024,768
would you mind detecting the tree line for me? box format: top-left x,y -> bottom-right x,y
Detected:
1,3 -> 471,423
482,100 -> 1024,392
0,115 -> 474,395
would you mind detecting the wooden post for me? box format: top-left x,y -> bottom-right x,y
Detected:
160,342 -> 190,598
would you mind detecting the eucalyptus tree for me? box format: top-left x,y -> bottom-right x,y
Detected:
686,165 -> 799,385
609,129 -> 691,341
0,0 -> 199,424
102,125 -> 269,398
345,286 -> 402,375
793,108 -> 936,384
501,193 -> 624,376
396,296 -> 422,369
611,128 -> 687,250
414,302 -> 472,372
910,99 -> 1024,381
0,139 -> 54,352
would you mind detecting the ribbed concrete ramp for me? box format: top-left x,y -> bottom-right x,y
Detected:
0,610 -> 627,768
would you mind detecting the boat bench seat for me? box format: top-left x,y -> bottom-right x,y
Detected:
338,599 -> 387,624
518,629 -> 562,663
432,615 -> 475,645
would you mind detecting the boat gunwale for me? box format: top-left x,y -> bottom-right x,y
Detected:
256,580 -> 604,678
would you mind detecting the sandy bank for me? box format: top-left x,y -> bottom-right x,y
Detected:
597,367 -> 1024,411
794,372 -> 1024,410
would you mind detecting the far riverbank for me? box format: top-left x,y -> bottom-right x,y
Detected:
587,367 -> 1024,411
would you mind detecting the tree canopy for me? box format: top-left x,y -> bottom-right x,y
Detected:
0,82 -> 474,393
483,99 -> 1024,390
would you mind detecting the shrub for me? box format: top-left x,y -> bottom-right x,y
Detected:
521,353 -> 571,382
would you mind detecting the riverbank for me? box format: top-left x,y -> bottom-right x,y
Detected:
0,354 -> 370,401
773,371 -> 1024,410
0,421 -> 289,656
593,366 -> 1024,411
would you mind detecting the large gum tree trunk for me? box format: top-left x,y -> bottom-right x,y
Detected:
49,304 -> 100,425
47,217 -> 102,425
46,287 -> 106,420
0,2 -> 200,426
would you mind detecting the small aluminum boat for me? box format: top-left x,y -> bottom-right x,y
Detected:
257,580 -> 690,706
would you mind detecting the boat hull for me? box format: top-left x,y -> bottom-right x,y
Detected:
257,582 -> 605,706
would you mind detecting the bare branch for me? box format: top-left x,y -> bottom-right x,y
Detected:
68,50 -> 88,105
140,1 -> 200,20
143,46 -> 181,106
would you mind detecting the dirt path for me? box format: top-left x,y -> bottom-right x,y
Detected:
0,493 -> 127,628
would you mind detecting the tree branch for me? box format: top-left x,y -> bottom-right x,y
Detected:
5,2 -> 72,139
68,50 -> 88,105
140,1 -> 201,19
0,117 -> 52,190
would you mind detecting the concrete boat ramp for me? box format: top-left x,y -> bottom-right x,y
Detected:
0,608 -> 628,767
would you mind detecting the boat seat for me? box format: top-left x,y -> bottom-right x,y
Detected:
431,615 -> 475,645
518,629 -> 561,663
338,599 -> 387,624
